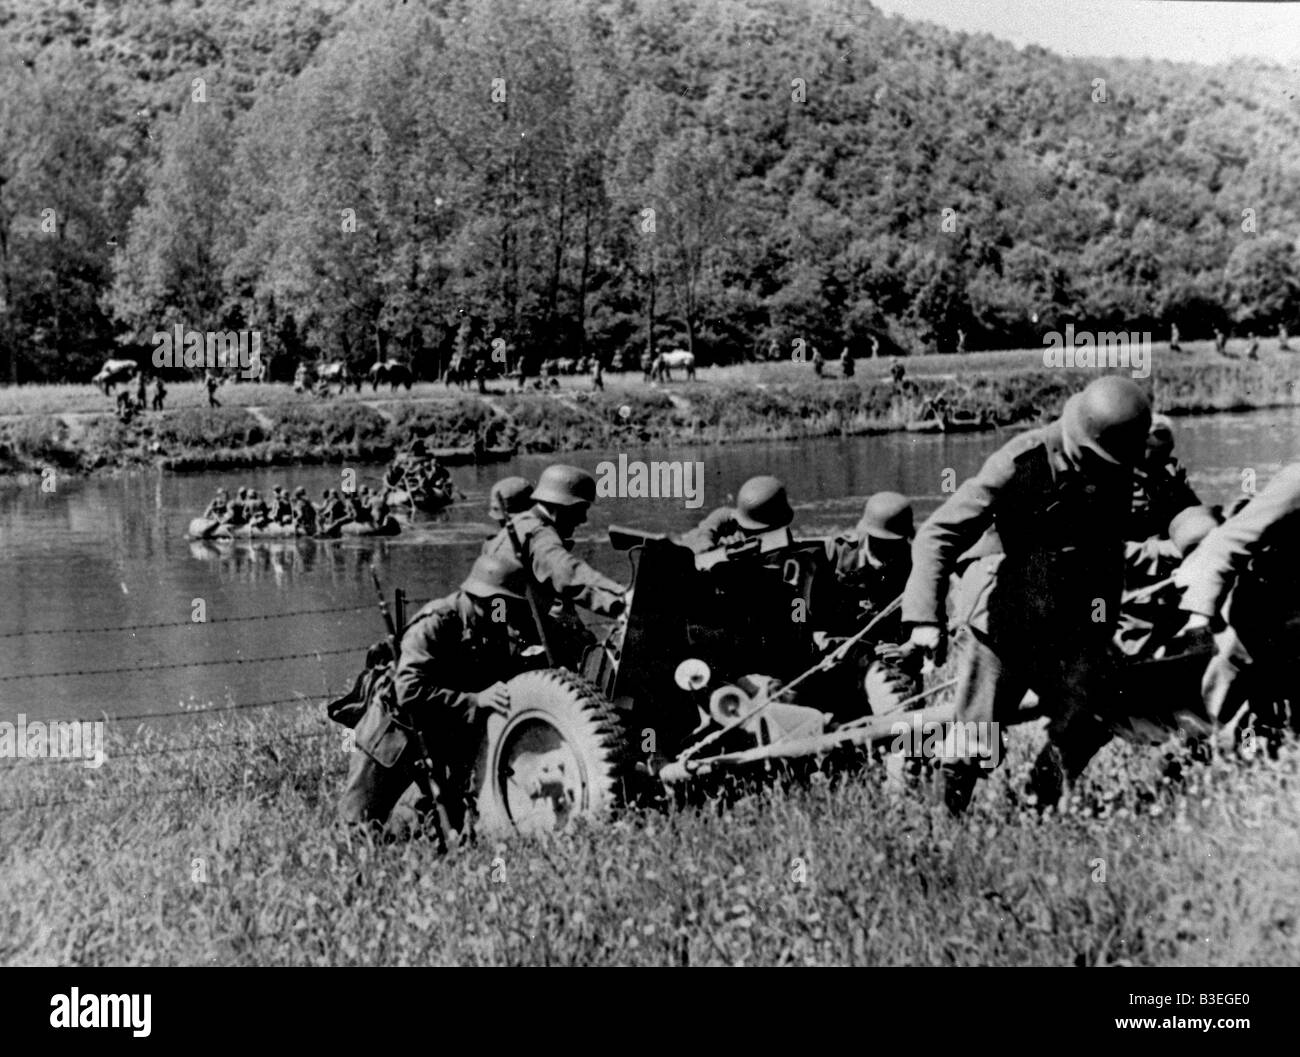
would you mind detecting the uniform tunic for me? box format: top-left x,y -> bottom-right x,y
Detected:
482,506 -> 626,617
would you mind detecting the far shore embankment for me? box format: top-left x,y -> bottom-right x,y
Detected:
2,343 -> 1297,480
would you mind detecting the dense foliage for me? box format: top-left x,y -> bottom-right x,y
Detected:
2,0 -> 1299,383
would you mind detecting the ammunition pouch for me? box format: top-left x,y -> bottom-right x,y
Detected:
325,639 -> 394,729
353,678 -> 412,770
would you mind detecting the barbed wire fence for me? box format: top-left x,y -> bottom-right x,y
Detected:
0,596 -> 443,812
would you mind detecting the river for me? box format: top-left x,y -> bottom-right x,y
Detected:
1,405 -> 1296,726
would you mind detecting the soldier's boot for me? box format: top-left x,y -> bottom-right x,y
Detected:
934,763 -> 979,816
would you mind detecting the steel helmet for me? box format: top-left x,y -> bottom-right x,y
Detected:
1062,376 -> 1152,466
532,464 -> 597,507
489,476 -> 534,521
1168,505 -> 1220,557
734,475 -> 793,531
857,491 -> 914,541
461,553 -> 529,601
293,487 -> 307,499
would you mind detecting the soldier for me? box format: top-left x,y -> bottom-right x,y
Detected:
870,335 -> 881,359
678,475 -> 794,554
1117,505 -> 1220,661
840,345 -> 855,379
811,348 -> 825,377
292,486 -> 317,535
890,359 -> 907,386
1214,328 -> 1228,356
486,476 -> 535,534
247,489 -> 271,528
319,488 -> 349,533
482,464 -> 627,666
224,488 -> 249,526
1130,414 -> 1200,541
1169,322 -> 1181,353
641,350 -> 655,383
203,488 -> 229,521
956,328 -> 968,355
829,492 -> 914,634
828,492 -> 918,715
369,488 -> 390,526
152,377 -> 166,411
350,486 -> 372,524
337,553 -> 535,841
902,375 -> 1152,813
591,356 -> 604,391
136,371 -> 148,409
272,486 -> 293,524
1279,323 -> 1291,352
1247,332 -> 1260,360
204,369 -> 221,407
1173,462 -> 1300,745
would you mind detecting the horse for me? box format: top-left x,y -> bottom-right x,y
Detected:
443,353 -> 473,389
315,361 -> 357,394
368,359 -> 414,391
655,348 -> 696,381
93,358 -> 140,395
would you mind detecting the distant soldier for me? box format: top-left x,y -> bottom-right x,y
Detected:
811,348 -> 825,377
1213,328 -> 1228,356
1130,414 -> 1200,541
903,375 -> 1152,813
889,359 -> 906,386
591,356 -> 604,391
203,488 -> 229,521
641,350 -> 655,383
1174,462 -> 1300,745
349,487 -> 371,524
136,371 -> 148,409
840,345 -> 855,379
224,488 -> 250,526
1246,332 -> 1260,360
293,363 -> 311,393
1168,322 -> 1181,353
369,488 -> 390,525
485,476 -> 535,535
292,487 -> 317,535
152,377 -> 167,411
870,335 -> 881,359
247,489 -> 271,528
482,464 -> 628,666
272,486 -> 293,524
956,328 -> 968,354
337,553 -> 534,841
767,339 -> 781,362
321,489 -> 349,531
679,475 -> 794,554
204,369 -> 222,407
1279,323 -> 1291,352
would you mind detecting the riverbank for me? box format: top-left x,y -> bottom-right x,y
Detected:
1,703 -> 1295,965
3,344 -> 1299,479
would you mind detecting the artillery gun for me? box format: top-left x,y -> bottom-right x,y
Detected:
470,524 -> 954,835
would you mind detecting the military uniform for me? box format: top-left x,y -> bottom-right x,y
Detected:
826,535 -> 910,638
903,419 -> 1132,799
293,497 -> 317,535
1174,463 -> 1300,731
338,591 -> 528,837
483,506 -> 625,619
1131,457 -> 1198,541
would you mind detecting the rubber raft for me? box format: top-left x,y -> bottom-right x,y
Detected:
187,516 -> 401,541
385,484 -> 455,513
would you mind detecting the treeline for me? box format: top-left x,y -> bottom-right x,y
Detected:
2,0 -> 1300,383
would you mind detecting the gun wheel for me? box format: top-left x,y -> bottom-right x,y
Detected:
476,669 -> 631,835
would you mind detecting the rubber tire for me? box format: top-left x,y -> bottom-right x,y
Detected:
475,668 -> 632,835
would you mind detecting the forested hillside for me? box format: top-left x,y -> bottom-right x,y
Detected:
2,0 -> 1299,382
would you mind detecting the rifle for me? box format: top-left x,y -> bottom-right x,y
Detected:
368,564 -> 456,851
504,519 -> 559,667
695,525 -> 794,571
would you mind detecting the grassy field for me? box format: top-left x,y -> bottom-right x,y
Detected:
3,339 -> 1300,478
1,704 -> 1295,966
